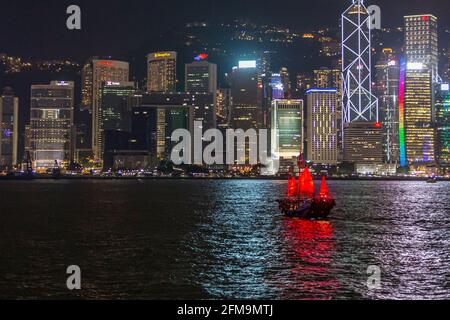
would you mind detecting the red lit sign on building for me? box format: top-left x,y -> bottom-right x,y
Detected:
421,16 -> 429,21
97,61 -> 114,67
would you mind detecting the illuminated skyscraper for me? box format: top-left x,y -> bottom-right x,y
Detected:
81,59 -> 130,160
436,83 -> 450,173
341,0 -> 379,125
374,49 -> 400,164
306,89 -> 338,164
30,81 -> 74,170
147,51 -> 177,93
271,99 -> 303,173
0,87 -> 19,169
404,14 -> 438,164
229,61 -> 262,130
313,67 -> 343,152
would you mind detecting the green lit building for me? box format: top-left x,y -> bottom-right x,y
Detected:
436,83 -> 450,173
270,99 -> 303,173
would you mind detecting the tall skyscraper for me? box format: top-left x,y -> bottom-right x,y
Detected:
270,99 -> 304,173
313,67 -> 343,153
229,61 -> 262,130
375,48 -> 400,164
81,59 -> 130,160
404,14 -> 438,164
98,81 -> 136,160
306,89 -> 338,164
436,83 -> 450,173
341,0 -> 379,125
147,51 -> 177,92
30,81 -> 74,170
0,87 -> 19,169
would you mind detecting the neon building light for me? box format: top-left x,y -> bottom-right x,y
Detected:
341,0 -> 379,126
398,58 -> 407,167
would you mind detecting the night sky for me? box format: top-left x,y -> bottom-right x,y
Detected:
0,0 -> 449,60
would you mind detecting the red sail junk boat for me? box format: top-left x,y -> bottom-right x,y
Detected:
277,154 -> 336,219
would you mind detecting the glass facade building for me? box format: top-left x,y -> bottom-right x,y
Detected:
30,81 -> 74,170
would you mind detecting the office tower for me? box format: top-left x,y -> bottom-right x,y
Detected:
147,51 -> 177,92
374,49 -> 400,164
98,81 -> 136,160
404,14 -> 438,164
280,67 -> 291,99
0,87 -> 19,169
216,88 -> 233,127
229,61 -> 262,130
270,99 -> 303,173
81,59 -> 130,159
30,81 -> 74,170
185,59 -> 217,94
81,59 -> 130,112
436,83 -> 450,173
341,0 -> 379,125
343,121 -> 383,164
313,67 -> 343,153
306,89 -> 338,164
270,73 -> 284,100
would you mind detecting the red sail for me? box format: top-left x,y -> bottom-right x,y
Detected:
319,176 -> 332,198
299,167 -> 314,197
287,176 -> 297,197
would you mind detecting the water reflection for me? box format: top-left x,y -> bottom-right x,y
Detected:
280,219 -> 339,300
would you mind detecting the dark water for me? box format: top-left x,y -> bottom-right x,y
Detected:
0,179 -> 449,300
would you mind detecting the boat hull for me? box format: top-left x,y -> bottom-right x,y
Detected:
277,197 -> 335,219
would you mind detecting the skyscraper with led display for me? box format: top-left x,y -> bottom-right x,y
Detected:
404,14 -> 438,164
306,89 -> 338,164
341,0 -> 379,125
374,49 -> 400,164
147,51 -> 177,93
30,81 -> 74,170
0,87 -> 19,169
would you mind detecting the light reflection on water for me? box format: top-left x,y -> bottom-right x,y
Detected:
0,179 -> 449,299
